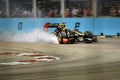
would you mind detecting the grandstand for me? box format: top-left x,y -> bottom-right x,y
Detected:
0,0 -> 120,18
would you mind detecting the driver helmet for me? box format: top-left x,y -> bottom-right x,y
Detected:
58,22 -> 66,29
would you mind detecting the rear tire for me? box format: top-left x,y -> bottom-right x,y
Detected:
57,32 -> 67,44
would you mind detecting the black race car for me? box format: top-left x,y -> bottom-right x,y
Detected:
44,22 -> 97,44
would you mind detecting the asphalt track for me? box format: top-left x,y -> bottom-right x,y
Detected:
0,38 -> 120,80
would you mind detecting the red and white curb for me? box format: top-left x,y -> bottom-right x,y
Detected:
0,52 -> 60,65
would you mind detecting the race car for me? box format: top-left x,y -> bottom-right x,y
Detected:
44,22 -> 97,44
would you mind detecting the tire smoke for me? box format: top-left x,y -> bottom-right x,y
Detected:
0,29 -> 58,44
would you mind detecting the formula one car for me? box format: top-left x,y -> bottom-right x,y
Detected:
44,22 -> 97,44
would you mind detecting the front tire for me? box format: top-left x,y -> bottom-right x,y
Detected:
84,31 -> 93,43
84,31 -> 93,38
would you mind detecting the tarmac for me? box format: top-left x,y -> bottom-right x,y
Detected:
0,38 -> 120,80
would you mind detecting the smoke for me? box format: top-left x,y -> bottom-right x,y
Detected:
0,29 -> 58,44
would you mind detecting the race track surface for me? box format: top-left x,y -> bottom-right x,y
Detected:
0,38 -> 120,80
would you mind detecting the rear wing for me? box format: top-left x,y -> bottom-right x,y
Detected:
44,23 -> 59,32
44,22 -> 80,32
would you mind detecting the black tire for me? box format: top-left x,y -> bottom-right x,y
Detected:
93,37 -> 98,42
84,31 -> 93,38
84,31 -> 93,43
57,32 -> 67,44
